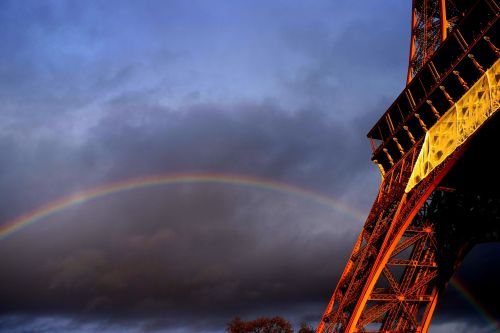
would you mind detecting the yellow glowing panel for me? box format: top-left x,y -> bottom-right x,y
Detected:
406,58 -> 500,192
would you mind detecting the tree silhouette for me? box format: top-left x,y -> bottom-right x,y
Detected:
298,322 -> 315,333
227,316 -> 293,333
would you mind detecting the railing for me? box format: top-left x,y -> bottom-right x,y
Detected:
368,0 -> 499,174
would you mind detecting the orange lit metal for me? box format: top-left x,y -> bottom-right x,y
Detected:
316,1 -> 500,332
407,0 -> 449,83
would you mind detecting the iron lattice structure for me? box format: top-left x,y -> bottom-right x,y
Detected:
316,1 -> 500,332
407,0 -> 464,82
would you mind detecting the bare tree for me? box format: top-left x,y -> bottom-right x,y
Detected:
298,322 -> 315,333
227,316 -> 293,333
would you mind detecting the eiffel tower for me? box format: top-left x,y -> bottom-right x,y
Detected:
316,1 -> 500,332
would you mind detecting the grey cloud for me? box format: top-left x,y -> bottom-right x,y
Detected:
2,98 -> 496,332
428,321 -> 497,333
65,95 -> 378,202
1,0 -> 495,332
276,1 -> 410,115
0,100 -> 369,331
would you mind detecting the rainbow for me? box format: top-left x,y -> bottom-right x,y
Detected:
0,173 -> 366,240
1,173 -> 494,328
450,277 -> 500,330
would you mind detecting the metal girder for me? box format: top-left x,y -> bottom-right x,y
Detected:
407,0 -> 464,82
315,2 -> 499,333
388,258 -> 436,267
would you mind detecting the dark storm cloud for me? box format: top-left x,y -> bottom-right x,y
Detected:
0,1 -> 496,333
431,244 -> 500,330
0,98 -> 377,217
0,101 -> 371,331
91,99 -> 373,190
2,98 -> 497,333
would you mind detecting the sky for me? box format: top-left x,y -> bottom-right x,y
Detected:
0,1 -> 499,332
